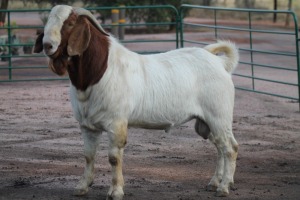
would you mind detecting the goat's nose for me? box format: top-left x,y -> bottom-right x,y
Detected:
43,42 -> 53,52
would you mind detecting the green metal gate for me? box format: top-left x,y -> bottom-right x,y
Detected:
180,4 -> 300,105
0,5 -> 179,82
0,4 -> 299,107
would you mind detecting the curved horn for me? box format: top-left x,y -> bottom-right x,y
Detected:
73,7 -> 109,36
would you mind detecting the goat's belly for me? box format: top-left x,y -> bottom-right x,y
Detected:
129,121 -> 172,132
128,113 -> 194,133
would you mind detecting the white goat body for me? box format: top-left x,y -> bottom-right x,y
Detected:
71,38 -> 239,199
35,5 -> 239,200
71,38 -> 237,134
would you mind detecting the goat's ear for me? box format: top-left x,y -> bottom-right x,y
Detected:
67,18 -> 91,56
33,33 -> 44,53
48,56 -> 68,76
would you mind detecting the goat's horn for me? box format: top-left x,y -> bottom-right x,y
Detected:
73,7 -> 109,36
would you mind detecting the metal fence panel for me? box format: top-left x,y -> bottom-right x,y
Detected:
180,4 -> 299,107
0,5 -> 179,82
0,5 -> 299,108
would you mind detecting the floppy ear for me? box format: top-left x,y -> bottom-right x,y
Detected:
33,33 -> 44,53
67,17 -> 91,56
48,55 -> 68,76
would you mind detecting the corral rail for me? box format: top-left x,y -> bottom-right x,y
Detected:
0,4 -> 299,108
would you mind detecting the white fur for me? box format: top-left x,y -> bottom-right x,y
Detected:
43,5 -> 73,55
70,37 -> 237,133
69,37 -> 239,199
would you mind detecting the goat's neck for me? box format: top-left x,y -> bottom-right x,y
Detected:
67,29 -> 109,91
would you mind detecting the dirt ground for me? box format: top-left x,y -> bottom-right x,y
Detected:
0,79 -> 299,200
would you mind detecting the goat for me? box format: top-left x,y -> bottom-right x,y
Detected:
34,5 -> 239,200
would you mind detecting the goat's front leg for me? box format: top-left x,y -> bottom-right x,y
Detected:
74,127 -> 101,196
107,120 -> 128,200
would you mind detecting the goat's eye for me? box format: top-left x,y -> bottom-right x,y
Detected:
66,21 -> 75,28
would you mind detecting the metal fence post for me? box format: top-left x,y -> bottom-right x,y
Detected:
298,37 -> 300,110
179,6 -> 184,48
119,5 -> 125,40
7,11 -> 12,80
294,17 -> 300,109
248,11 -> 255,91
175,9 -> 179,49
111,9 -> 119,38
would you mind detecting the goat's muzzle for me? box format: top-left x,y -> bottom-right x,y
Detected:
43,42 -> 53,55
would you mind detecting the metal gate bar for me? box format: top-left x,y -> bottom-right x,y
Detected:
0,4 -> 299,108
0,5 -> 179,82
180,4 -> 300,107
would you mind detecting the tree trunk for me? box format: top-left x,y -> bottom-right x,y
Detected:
285,0 -> 292,26
273,0 -> 277,23
203,0 -> 211,6
235,0 -> 255,8
245,0 -> 255,8
0,0 -> 9,26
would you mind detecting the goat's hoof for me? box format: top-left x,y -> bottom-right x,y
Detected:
74,188 -> 88,196
106,194 -> 124,200
215,189 -> 229,197
228,182 -> 237,190
206,184 -> 218,192
106,186 -> 124,200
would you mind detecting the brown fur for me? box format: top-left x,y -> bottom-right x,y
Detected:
33,33 -> 44,53
34,12 -> 109,91
67,16 -> 109,91
108,156 -> 118,166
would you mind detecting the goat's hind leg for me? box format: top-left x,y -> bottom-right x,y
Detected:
74,127 -> 101,196
217,132 -> 238,197
195,119 -> 223,191
209,126 -> 238,197
206,133 -> 224,192
195,119 -> 224,192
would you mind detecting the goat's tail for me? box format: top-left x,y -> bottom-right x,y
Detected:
204,40 -> 239,73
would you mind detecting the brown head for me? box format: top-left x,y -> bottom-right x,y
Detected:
34,5 -> 110,90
